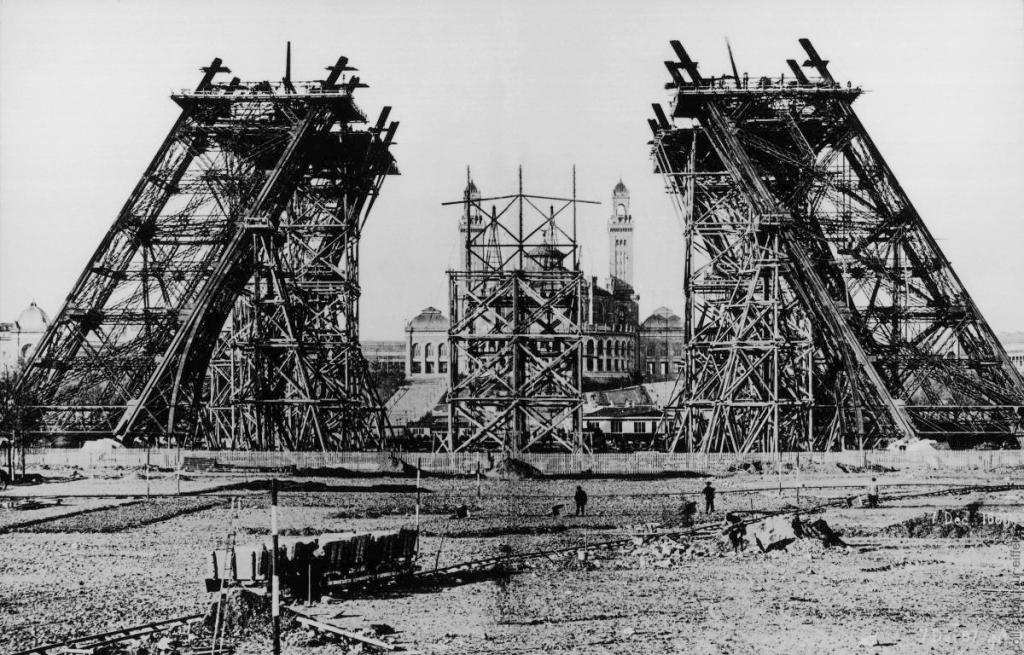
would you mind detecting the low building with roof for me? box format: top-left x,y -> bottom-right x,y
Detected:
581,384 -> 662,451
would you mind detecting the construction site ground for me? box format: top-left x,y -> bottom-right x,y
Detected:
1,466 -> 1021,654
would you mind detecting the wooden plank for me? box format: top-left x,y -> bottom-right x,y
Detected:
296,616 -> 396,651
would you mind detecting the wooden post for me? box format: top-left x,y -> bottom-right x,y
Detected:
414,459 -> 421,541
476,461 -> 482,500
146,445 -> 151,500
271,479 -> 280,655
795,452 -> 800,507
416,459 -> 422,507
19,430 -> 25,481
778,453 -> 783,494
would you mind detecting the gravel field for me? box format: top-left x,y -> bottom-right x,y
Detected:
0,468 -> 1021,654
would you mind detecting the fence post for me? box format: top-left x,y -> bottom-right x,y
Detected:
271,479 -> 280,655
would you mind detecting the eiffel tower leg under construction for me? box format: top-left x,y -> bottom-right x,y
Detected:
18,56 -> 399,449
650,40 -> 1024,453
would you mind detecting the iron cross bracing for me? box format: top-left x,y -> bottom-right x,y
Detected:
18,56 -> 399,449
650,39 -> 1024,452
441,169 -> 597,454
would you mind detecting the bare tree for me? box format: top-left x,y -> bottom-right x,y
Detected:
0,371 -> 42,481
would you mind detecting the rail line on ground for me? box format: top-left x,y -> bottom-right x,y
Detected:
8,614 -> 205,655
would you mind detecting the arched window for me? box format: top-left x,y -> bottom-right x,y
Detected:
412,343 -> 421,358
597,341 -> 604,356
439,343 -> 448,358
425,343 -> 434,359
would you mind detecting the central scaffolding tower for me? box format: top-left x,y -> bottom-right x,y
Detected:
442,170 -> 596,453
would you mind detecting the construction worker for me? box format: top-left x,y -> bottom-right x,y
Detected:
574,485 -> 588,516
703,481 -> 716,514
866,477 -> 880,508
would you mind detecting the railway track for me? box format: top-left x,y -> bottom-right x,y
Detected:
9,614 -> 205,655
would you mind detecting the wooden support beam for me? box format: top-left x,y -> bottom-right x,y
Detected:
295,616 -> 396,651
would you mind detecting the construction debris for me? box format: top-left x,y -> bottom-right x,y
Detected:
873,503 -> 1024,541
487,458 -> 545,480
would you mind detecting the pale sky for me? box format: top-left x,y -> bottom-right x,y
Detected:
1,0 -> 1022,340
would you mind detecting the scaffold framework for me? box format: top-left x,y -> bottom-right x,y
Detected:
18,54 -> 399,449
651,39 -> 1024,453
441,170 -> 597,454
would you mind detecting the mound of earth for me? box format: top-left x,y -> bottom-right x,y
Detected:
293,466 -> 360,478
15,497 -> 225,533
377,455 -> 418,475
487,458 -> 544,479
835,462 -> 899,474
205,588 -> 280,639
875,503 -> 1024,540
727,460 -> 793,475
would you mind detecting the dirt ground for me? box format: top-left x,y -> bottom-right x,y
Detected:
1,466 -> 1021,654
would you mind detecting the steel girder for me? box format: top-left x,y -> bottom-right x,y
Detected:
651,40 -> 1024,452
442,175 -> 595,454
18,58 -> 398,449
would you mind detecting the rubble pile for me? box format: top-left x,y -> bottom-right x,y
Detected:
119,623 -> 205,655
621,534 -> 726,567
488,458 -> 545,480
205,588 -> 277,639
835,462 -> 898,474
529,514 -> 851,571
875,503 -> 1024,541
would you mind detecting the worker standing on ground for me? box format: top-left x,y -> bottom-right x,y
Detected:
703,481 -> 716,514
866,476 -> 880,508
574,485 -> 588,516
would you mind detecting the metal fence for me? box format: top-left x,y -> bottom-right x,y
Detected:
22,448 -> 1024,475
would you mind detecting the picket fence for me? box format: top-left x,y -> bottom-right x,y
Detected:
22,447 -> 1024,476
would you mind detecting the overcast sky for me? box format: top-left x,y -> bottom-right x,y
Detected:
1,0 -> 1022,340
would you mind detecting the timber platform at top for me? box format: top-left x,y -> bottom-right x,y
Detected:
170,80 -> 370,123
170,52 -> 373,119
670,81 -> 862,99
173,81 -> 361,100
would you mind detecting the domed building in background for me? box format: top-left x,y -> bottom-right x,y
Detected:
405,307 -> 450,377
639,306 -> 684,381
0,301 -> 51,372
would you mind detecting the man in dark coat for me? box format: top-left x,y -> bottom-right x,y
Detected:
702,481 -> 716,514
574,485 -> 588,516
